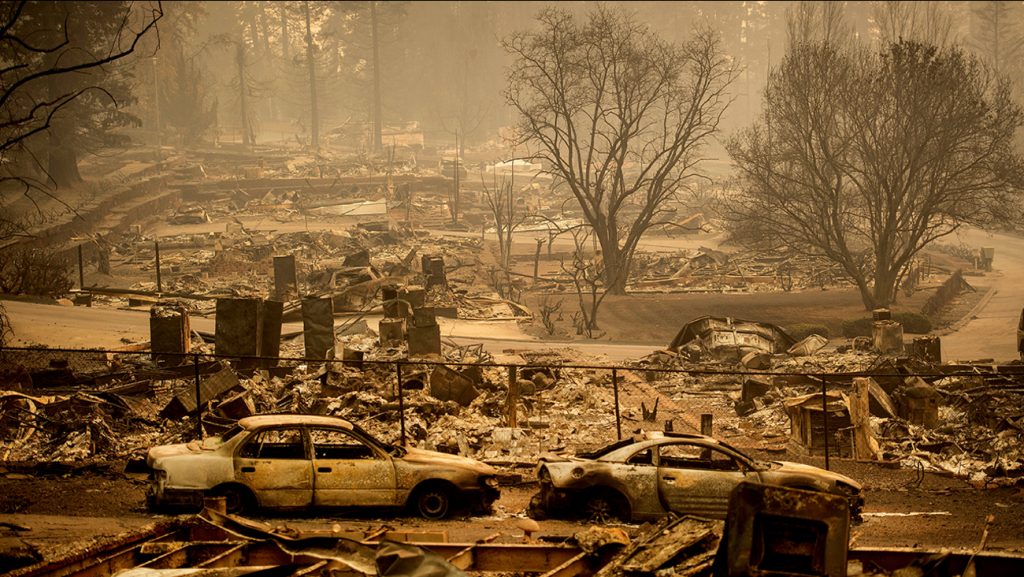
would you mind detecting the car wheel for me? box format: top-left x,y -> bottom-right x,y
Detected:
414,484 -> 452,519
584,490 -> 628,523
528,493 -> 550,520
214,485 -> 253,515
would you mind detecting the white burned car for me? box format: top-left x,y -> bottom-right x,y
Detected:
146,414 -> 499,519
530,431 -> 863,522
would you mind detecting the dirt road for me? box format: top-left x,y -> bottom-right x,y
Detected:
1,462 -> 1020,560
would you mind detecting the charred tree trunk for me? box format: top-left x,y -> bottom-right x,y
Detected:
304,0 -> 319,151
595,223 -> 628,295
370,1 -> 383,152
871,264 -> 898,310
280,4 -> 290,62
236,41 -> 252,148
46,124 -> 82,188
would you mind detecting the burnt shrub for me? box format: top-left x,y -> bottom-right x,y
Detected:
0,248 -> 73,297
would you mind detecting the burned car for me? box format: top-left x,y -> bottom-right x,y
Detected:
147,414 -> 499,519
529,431 -> 862,523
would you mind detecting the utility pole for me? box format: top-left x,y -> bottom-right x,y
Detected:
236,41 -> 251,149
370,1 -> 383,152
280,4 -> 290,62
453,131 -> 460,224
152,57 -> 161,163
304,0 -> 319,151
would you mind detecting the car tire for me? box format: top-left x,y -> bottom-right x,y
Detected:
413,484 -> 453,519
584,489 -> 629,523
213,485 -> 254,515
528,493 -> 550,520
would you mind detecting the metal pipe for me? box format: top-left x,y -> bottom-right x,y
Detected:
155,240 -> 162,293
612,368 -> 621,440
78,244 -> 85,289
194,352 -> 202,439
821,375 -> 830,471
396,361 -> 406,446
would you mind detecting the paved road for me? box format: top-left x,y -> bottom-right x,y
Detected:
2,298 -> 659,362
938,228 -> 1023,363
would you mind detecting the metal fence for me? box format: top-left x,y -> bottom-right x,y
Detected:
3,344 -> 1009,470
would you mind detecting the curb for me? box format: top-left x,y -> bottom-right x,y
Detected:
936,285 -> 998,336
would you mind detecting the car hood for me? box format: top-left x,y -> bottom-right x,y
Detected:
400,446 -> 496,475
537,453 -> 580,463
771,460 -> 862,490
147,438 -> 221,465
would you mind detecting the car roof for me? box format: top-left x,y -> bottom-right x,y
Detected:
238,414 -> 355,430
641,432 -> 747,453
586,431 -> 746,461
644,431 -> 713,441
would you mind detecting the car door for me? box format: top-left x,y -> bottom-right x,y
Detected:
309,427 -> 398,507
234,427 -> 313,508
656,442 -> 747,519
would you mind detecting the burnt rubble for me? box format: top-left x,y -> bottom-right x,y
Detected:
2,322 -> 1022,494
637,344 -> 1024,487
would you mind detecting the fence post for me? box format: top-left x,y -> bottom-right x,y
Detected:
78,244 -> 85,289
821,375 -> 829,471
155,240 -> 162,293
396,361 -> 406,446
701,414 -> 713,437
506,366 -> 519,428
612,368 -> 621,440
193,352 -> 202,439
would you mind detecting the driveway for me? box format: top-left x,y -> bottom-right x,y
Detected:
939,228 -> 1023,363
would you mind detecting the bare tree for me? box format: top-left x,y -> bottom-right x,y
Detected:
481,165 -> 530,272
504,6 -> 735,294
727,41 -> 1024,310
786,1 -> 853,47
559,226 -> 606,338
874,1 -> 955,47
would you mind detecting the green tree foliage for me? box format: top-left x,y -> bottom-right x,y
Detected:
0,1 -> 162,189
156,1 -> 218,146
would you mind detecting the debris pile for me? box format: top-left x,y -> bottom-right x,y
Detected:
628,249 -> 852,294
589,515 -> 721,577
0,340 -> 623,465
641,342 -> 1024,487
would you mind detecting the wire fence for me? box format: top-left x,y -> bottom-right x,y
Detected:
3,345 -> 1018,470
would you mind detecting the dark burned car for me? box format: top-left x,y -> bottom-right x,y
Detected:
147,415 -> 499,519
530,431 -> 862,522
